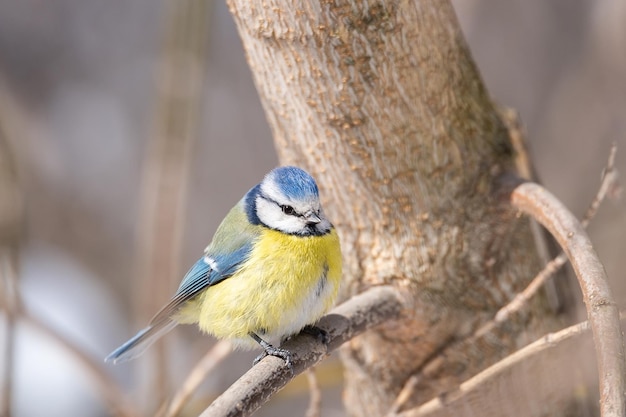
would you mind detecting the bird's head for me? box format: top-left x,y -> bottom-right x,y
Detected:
246,166 -> 333,236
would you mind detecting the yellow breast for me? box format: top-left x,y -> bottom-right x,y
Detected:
193,228 -> 341,346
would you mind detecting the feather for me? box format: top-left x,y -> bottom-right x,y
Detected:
104,319 -> 177,364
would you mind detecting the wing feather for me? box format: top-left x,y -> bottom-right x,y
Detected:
147,242 -> 252,326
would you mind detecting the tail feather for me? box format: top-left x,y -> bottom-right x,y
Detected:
105,319 -> 177,364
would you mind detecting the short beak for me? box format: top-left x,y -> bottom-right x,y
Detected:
305,212 -> 322,225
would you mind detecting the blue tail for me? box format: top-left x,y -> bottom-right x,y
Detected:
105,319 -> 177,364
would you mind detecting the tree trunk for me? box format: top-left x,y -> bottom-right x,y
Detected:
226,1 -> 562,415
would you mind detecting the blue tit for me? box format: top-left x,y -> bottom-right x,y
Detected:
105,166 -> 342,367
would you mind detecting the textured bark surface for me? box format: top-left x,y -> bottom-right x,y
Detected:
226,1 -> 562,415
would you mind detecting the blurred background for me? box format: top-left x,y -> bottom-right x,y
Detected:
0,0 -> 624,416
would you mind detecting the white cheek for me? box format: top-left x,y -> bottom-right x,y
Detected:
256,198 -> 304,233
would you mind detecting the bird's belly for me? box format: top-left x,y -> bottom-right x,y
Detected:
195,229 -> 341,348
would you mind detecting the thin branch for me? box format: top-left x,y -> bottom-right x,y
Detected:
0,250 -> 18,417
584,141 -> 620,225
304,368 -> 322,417
473,253 -> 569,341
199,286 -> 404,417
502,106 -> 563,311
164,340 -> 233,417
501,106 -> 536,182
388,375 -> 420,416
404,319 -> 599,417
0,84 -> 24,417
510,180 -> 625,417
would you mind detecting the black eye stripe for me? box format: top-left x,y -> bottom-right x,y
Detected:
258,193 -> 301,217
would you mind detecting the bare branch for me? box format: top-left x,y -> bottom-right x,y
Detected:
164,340 -> 233,417
199,286 -> 404,417
511,180 -> 625,417
474,254 -> 569,341
501,106 -> 563,311
0,249 -> 18,417
0,82 -> 25,417
304,368 -> 322,417
583,141 -> 619,226
403,319 -> 599,417
388,375 -> 421,416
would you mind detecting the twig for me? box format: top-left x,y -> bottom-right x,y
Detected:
388,375 -> 420,416
305,368 -> 322,417
199,286 -> 404,417
164,340 -> 233,417
405,319 -> 598,417
474,253 -> 569,341
501,106 -> 536,182
584,142 -> 620,225
502,106 -> 563,311
0,250 -> 18,417
511,180 -> 625,417
0,86 -> 24,417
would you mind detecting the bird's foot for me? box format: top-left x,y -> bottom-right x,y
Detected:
253,345 -> 292,369
250,332 -> 293,372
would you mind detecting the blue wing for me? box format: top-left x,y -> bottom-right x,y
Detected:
105,242 -> 253,364
148,242 -> 254,327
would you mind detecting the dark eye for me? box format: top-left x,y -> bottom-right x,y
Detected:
281,205 -> 296,215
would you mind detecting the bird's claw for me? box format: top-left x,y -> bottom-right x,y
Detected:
253,345 -> 293,372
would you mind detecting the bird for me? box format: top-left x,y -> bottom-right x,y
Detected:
105,166 -> 342,368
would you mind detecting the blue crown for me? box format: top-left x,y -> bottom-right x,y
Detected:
270,166 -> 319,200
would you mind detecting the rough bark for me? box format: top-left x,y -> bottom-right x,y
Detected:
226,1 -> 562,415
